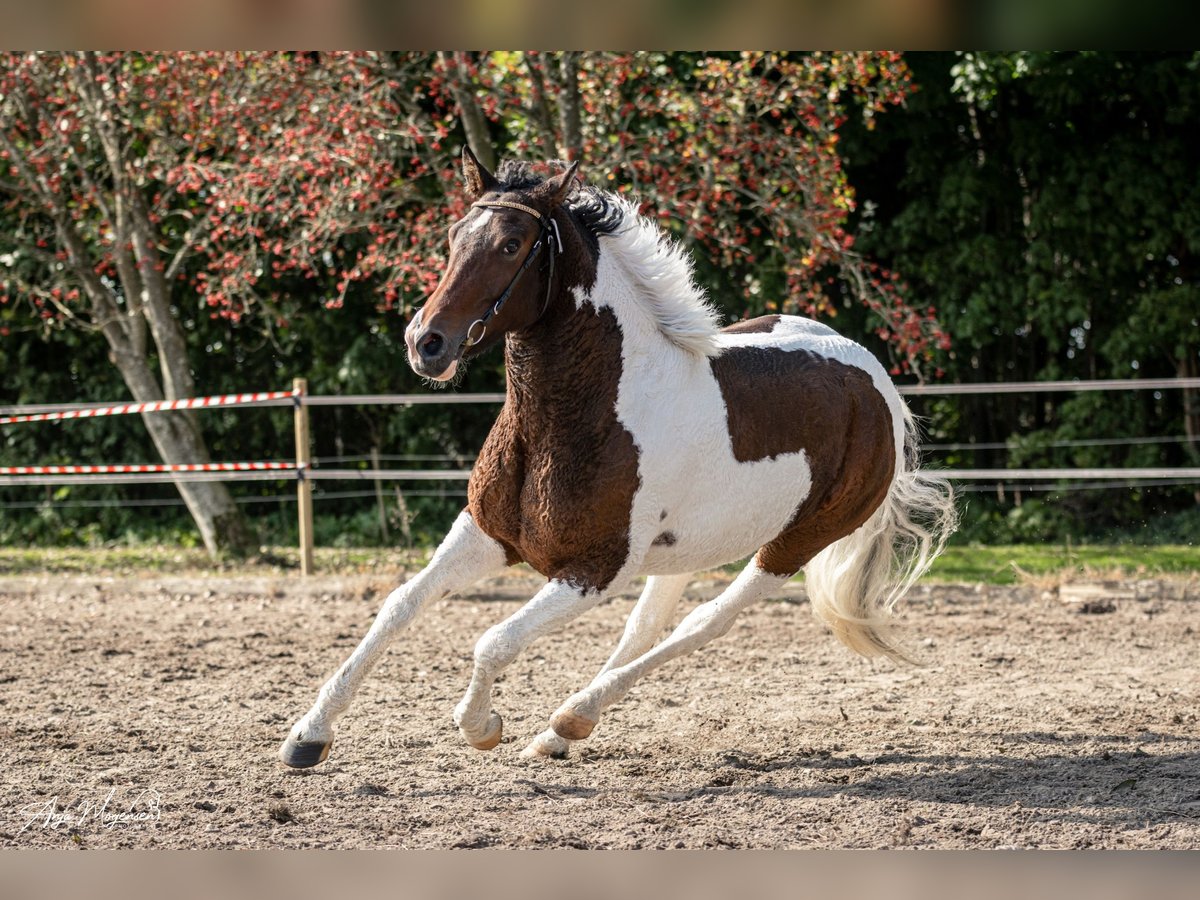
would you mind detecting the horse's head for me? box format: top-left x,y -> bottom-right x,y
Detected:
405,147 -> 579,382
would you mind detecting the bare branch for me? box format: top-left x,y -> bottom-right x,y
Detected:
523,53 -> 559,158
438,51 -> 495,171
557,52 -> 582,161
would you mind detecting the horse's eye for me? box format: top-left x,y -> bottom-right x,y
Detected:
503,238 -> 521,255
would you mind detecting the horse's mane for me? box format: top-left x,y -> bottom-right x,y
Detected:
495,160 -> 722,358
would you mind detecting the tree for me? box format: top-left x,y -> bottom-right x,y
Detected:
452,51 -> 948,376
3,52 -> 955,549
0,51 -> 433,555
843,51 -> 1200,532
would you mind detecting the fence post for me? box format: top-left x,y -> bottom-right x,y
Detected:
371,445 -> 388,543
293,377 -> 314,576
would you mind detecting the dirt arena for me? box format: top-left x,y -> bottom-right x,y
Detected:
1,568 -> 1197,849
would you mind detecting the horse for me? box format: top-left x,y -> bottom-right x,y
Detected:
279,147 -> 957,768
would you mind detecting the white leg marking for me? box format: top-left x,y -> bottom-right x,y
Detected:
454,578 -> 615,749
282,511 -> 507,757
550,562 -> 788,740
600,573 -> 692,673
522,573 -> 690,758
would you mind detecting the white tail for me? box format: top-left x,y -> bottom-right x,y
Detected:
804,404 -> 958,664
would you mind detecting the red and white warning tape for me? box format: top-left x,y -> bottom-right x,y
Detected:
0,390 -> 296,425
0,461 -> 299,475
0,465 -> 466,486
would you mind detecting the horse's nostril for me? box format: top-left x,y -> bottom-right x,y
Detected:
419,331 -> 445,359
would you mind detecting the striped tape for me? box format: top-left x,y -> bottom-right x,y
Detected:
0,461 -> 300,475
0,390 -> 296,425
0,466 -> 454,486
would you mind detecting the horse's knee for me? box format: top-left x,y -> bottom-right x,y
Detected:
473,622 -> 522,672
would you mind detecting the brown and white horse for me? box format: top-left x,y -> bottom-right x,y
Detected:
280,149 -> 956,767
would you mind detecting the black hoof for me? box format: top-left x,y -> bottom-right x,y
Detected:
280,736 -> 332,768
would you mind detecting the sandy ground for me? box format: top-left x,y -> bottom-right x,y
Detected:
0,569 -> 1197,849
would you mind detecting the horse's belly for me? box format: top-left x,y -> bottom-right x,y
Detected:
636,450 -> 812,575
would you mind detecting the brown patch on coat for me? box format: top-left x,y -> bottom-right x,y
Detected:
467,208 -> 639,590
709,344 -> 896,576
721,314 -> 781,335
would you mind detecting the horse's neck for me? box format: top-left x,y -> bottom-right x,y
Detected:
499,222 -> 694,442
503,303 -> 624,406
502,292 -> 629,439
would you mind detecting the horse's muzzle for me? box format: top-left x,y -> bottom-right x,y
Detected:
405,313 -> 460,382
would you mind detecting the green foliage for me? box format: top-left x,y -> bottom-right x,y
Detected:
844,51 -> 1200,542
1105,505 -> 1200,546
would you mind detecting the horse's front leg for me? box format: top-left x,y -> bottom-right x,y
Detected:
453,576 -> 623,750
279,511 -> 508,768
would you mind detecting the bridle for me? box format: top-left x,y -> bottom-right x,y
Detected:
461,199 -> 563,348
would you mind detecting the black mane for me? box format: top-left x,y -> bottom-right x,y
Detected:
494,159 -> 624,237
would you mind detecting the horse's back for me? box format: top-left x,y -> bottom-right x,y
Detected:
631,314 -> 902,575
715,314 -> 903,458
719,313 -> 839,340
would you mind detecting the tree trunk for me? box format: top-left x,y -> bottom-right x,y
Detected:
104,339 -> 259,558
523,52 -> 561,159
74,54 -> 260,559
556,52 -> 583,161
439,51 -> 495,171
46,202 -> 260,559
35,168 -> 257,555
142,410 -> 260,557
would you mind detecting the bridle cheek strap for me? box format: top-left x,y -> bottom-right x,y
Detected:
462,200 -> 561,348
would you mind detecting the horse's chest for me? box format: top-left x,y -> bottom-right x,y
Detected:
467,414 -> 640,589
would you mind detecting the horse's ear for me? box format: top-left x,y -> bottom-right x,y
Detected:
461,145 -> 498,199
543,159 -> 580,209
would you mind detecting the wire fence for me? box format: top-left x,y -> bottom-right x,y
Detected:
2,379 -> 1197,556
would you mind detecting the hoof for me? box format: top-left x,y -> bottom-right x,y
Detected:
279,736 -> 332,768
520,731 -> 570,760
465,713 -> 503,751
550,709 -> 597,741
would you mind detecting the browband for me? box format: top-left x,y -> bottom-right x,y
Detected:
472,199 -> 545,221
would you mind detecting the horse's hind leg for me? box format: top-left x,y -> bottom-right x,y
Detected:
548,561 -> 789,743
453,576 -> 623,750
521,573 -> 691,759
279,511 -> 508,768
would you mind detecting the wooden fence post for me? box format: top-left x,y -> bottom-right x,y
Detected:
293,377 -> 314,576
371,446 -> 388,544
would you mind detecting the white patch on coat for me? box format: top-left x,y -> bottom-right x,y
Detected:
589,198 -> 723,358
574,249 -> 904,580
466,209 -> 493,233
